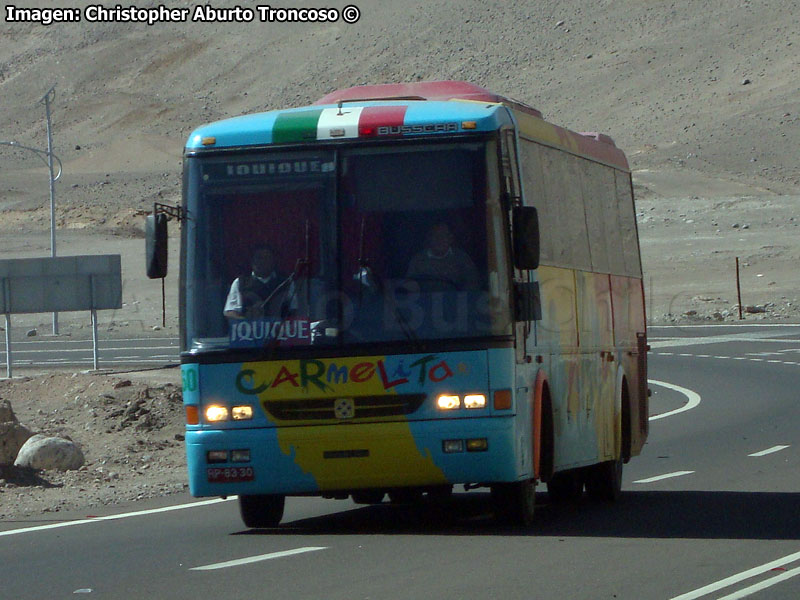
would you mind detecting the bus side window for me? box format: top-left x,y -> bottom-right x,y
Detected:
519,142 -> 552,264
581,160 -> 613,274
615,171 -> 641,277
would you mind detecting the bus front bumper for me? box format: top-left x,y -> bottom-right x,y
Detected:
185,416 -> 522,497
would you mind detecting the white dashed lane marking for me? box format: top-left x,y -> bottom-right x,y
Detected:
748,445 -> 790,457
633,471 -> 695,484
190,547 -> 327,571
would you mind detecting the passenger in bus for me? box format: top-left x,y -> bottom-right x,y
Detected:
224,245 -> 293,319
406,223 -> 480,291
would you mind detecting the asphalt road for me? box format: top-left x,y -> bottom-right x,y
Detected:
1,324 -> 798,599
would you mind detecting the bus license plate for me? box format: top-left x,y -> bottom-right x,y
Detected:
207,467 -> 254,483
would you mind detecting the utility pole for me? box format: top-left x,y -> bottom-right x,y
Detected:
41,85 -> 58,335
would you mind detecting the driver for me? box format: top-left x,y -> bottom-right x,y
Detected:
224,245 -> 292,319
406,223 -> 479,291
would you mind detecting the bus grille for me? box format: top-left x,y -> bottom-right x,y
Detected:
264,394 -> 426,421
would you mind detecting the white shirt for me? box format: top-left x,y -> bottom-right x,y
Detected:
224,272 -> 276,316
224,272 -> 298,317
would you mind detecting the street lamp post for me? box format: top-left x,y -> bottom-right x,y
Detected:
0,139 -> 63,334
41,86 -> 58,335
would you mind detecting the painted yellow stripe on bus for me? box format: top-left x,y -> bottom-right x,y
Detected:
276,422 -> 448,490
514,110 -> 580,153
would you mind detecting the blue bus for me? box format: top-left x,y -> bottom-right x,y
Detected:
147,81 -> 648,527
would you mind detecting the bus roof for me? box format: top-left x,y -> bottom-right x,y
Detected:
186,81 -> 629,170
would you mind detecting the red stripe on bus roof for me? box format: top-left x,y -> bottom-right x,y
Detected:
358,105 -> 408,136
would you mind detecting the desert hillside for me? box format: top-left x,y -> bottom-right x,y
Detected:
1,0 -> 799,325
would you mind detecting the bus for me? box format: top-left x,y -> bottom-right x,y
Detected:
147,80 -> 648,527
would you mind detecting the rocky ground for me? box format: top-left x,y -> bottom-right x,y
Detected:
0,369 -> 186,520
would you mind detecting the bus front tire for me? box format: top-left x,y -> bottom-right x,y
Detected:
388,488 -> 424,504
239,494 -> 285,528
491,479 -> 536,526
352,490 -> 386,504
585,458 -> 623,502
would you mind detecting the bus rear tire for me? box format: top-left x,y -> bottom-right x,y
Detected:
239,494 -> 285,528
585,458 -> 623,502
491,479 -> 536,526
547,469 -> 584,503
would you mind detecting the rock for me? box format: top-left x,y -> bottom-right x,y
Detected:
742,78 -> 751,85
744,305 -> 767,314
0,399 -> 15,423
0,400 -> 34,464
14,434 -> 85,471
0,422 -> 33,465
113,380 -> 132,389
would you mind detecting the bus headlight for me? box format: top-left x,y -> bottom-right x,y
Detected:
436,394 -> 461,410
463,394 -> 487,409
205,405 -> 229,422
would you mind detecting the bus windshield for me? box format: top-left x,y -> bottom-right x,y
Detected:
182,141 -> 512,353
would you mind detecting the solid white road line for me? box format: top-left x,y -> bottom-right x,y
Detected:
8,337 -> 179,345
748,444 -> 790,457
715,565 -> 800,600
670,548 -> 800,600
648,379 -> 702,421
633,471 -> 695,484
651,323 -> 800,329
190,547 -> 327,571
0,345 -> 178,354
0,497 -> 234,538
650,331 -> 800,349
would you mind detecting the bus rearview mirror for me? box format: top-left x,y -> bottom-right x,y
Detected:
145,213 -> 168,279
512,205 -> 540,270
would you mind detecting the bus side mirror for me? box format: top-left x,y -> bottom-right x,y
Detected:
145,213 -> 168,279
512,206 -> 540,270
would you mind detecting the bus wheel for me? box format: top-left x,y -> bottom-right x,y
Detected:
239,494 -> 285,528
352,490 -> 385,504
491,479 -> 536,526
388,488 -> 424,504
585,458 -> 623,502
547,469 -> 584,503
426,484 -> 454,503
